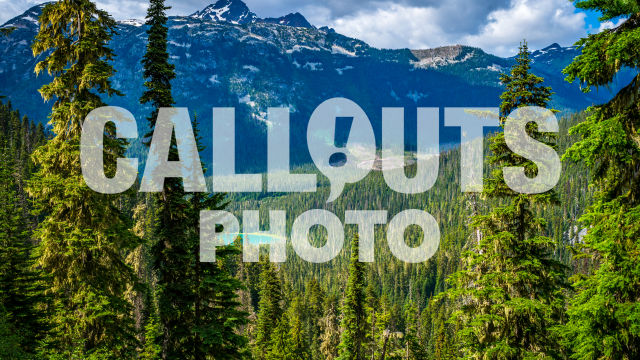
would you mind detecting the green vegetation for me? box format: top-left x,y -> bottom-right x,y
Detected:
445,42 -> 567,359
28,0 -> 140,357
0,0 -> 637,359
561,1 -> 640,358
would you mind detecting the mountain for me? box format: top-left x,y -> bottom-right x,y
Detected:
0,1 -> 631,171
189,0 -> 312,28
262,12 -> 313,28
190,0 -> 257,24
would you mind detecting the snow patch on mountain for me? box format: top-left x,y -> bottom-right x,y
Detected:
303,62 -> 322,71
331,45 -> 357,57
120,19 -> 144,27
243,65 -> 260,72
336,66 -> 354,75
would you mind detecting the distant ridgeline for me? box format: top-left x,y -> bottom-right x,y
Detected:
0,0 -> 633,172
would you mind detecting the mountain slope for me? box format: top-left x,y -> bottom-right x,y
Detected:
0,1 -> 630,170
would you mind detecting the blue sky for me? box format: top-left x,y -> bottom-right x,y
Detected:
0,0 -> 622,56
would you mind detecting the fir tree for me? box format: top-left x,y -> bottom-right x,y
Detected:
182,113 -> 248,359
190,146 -> 249,358
305,278 -> 325,360
404,302 -> 428,360
0,151 -> 44,354
338,234 -> 369,360
140,0 -> 175,131
287,294 -> 310,359
267,311 -> 295,360
255,260 -> 284,359
141,308 -> 162,360
446,41 -> 567,359
29,0 -> 140,356
139,0 -> 194,357
561,2 -> 640,358
0,303 -> 28,359
319,295 -> 341,360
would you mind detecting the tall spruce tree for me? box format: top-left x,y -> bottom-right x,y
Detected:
255,260 -> 284,359
305,278 -> 324,360
446,41 -> 567,359
337,234 -> 369,360
190,116 -> 249,359
561,2 -> 640,358
140,0 -> 194,358
29,0 -> 140,356
287,294 -> 309,359
267,311 -> 295,360
319,294 -> 341,360
0,151 -> 43,354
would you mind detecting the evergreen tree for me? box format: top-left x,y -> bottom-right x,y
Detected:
267,311 -> 295,360
319,295 -> 341,360
0,151 -> 44,354
191,191 -> 249,359
446,41 -> 567,359
140,0 -> 175,130
255,260 -> 284,359
404,302 -> 428,360
29,1 -> 140,357
287,294 -> 310,359
338,234 -> 369,360
305,278 -> 325,360
561,2 -> 640,358
141,309 -> 162,360
0,303 -> 28,359
188,114 -> 249,359
139,0 -> 195,357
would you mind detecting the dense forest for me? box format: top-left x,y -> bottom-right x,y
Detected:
0,0 -> 639,359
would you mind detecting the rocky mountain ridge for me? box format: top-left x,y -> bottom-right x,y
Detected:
0,1 -> 631,170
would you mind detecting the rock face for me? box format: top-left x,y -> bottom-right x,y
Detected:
411,45 -> 471,68
0,2 -> 631,170
262,12 -> 313,28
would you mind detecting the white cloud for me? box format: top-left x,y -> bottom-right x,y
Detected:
462,0 -> 586,55
328,0 -> 587,56
0,0 -> 595,56
0,0 -> 42,24
591,18 -> 625,33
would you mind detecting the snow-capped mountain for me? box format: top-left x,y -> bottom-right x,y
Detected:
190,0 -> 257,24
188,0 -> 312,28
0,1 -> 631,170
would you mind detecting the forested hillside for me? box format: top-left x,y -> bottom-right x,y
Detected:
0,0 -> 638,359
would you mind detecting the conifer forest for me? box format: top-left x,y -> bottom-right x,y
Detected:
0,0 -> 639,359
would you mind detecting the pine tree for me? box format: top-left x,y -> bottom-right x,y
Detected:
28,0 -> 140,357
191,188 -> 249,358
255,260 -> 284,359
0,303 -> 28,359
404,302 -> 428,360
0,151 -> 44,354
140,0 -> 175,130
305,278 -> 325,360
338,234 -> 369,360
267,311 -> 295,360
561,2 -> 640,358
446,41 -> 567,359
287,294 -> 310,359
319,295 -> 341,360
141,307 -> 162,360
139,0 -> 195,357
